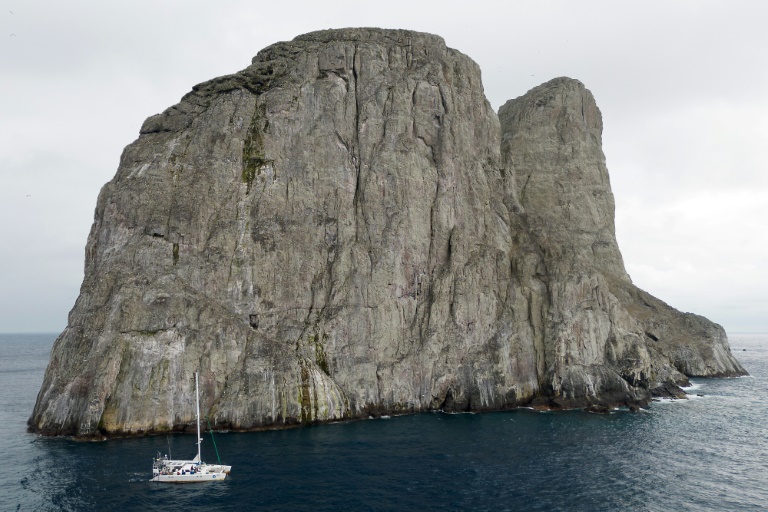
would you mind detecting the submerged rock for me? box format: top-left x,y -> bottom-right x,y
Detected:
29,28 -> 746,437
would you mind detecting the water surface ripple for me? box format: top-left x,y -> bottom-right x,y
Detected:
2,333 -> 766,511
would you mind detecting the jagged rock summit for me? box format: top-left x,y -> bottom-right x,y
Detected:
30,28 -> 746,437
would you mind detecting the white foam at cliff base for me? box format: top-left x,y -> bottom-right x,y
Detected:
683,381 -> 703,392
651,397 -> 686,405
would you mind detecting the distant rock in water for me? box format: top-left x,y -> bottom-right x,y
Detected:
29,28 -> 747,437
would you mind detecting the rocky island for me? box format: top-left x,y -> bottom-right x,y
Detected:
29,28 -> 746,437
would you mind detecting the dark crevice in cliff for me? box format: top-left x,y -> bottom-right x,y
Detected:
351,45 -> 364,243
437,83 -> 450,115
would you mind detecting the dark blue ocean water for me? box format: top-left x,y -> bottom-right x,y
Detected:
1,333 -> 766,511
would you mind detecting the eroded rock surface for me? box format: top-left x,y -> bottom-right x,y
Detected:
30,28 -> 746,437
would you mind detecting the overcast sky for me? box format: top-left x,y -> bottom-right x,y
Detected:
2,0 -> 766,334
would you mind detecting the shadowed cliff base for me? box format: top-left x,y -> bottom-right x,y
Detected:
29,28 -> 746,438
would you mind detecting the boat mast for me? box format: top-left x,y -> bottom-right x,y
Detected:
195,372 -> 202,463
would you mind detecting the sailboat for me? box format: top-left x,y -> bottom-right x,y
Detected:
150,372 -> 232,483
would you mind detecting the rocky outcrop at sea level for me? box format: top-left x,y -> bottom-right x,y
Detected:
29,28 -> 746,437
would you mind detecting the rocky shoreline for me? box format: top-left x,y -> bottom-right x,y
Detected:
29,28 -> 746,438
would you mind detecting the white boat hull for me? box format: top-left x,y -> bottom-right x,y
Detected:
151,471 -> 227,483
151,458 -> 231,483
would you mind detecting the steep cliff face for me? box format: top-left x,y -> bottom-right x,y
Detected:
498,78 -> 745,406
30,28 -> 746,437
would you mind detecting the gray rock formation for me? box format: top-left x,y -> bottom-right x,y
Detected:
29,28 -> 746,437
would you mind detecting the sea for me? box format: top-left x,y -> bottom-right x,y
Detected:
1,333 -> 766,511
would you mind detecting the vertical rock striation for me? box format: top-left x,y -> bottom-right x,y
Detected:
30,28 -> 746,437
498,77 -> 745,407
